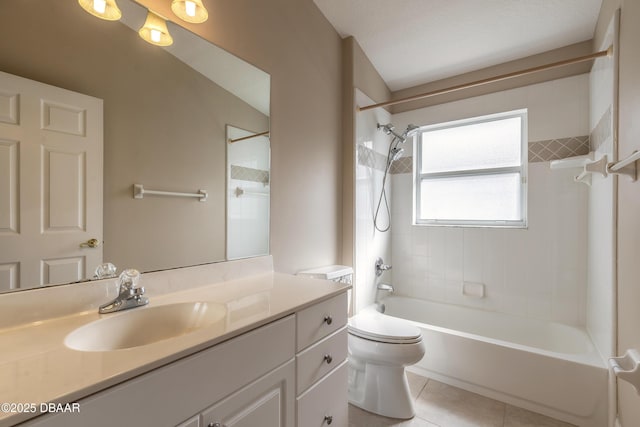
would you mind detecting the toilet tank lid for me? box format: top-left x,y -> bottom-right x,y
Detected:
296,265 -> 353,280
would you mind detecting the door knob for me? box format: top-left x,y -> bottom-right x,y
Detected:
80,238 -> 100,248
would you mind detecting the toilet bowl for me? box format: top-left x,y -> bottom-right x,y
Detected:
347,307 -> 426,419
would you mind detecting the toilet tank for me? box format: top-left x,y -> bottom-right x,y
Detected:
296,265 -> 353,285
297,265 -> 354,314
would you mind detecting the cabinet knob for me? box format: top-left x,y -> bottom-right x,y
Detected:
324,415 -> 333,425
324,354 -> 333,364
323,315 -> 333,325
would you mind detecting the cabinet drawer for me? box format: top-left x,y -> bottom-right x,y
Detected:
296,327 -> 347,394
296,292 -> 347,351
297,361 -> 348,427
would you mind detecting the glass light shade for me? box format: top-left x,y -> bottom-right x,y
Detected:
138,11 -> 173,46
78,0 -> 122,21
171,0 -> 208,23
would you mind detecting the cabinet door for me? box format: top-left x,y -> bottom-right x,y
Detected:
201,360 -> 295,427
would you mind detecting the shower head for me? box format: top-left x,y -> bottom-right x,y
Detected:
390,147 -> 404,162
378,123 -> 420,143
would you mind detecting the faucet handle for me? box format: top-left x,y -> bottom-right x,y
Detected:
93,262 -> 117,279
118,269 -> 141,291
375,257 -> 392,277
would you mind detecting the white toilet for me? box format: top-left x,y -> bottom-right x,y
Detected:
347,307 -> 426,419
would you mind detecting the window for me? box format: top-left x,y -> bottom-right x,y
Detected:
415,109 -> 527,227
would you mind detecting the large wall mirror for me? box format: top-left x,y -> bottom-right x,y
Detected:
0,0 -> 270,293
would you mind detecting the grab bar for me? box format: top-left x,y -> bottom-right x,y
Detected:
133,184 -> 208,202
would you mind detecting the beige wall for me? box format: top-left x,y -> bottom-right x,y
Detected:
0,0 -> 268,274
595,0 -> 640,425
137,0 -> 343,274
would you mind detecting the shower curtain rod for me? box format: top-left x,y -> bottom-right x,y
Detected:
358,46 -> 613,112
228,130 -> 270,144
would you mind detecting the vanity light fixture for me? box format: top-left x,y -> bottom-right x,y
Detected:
139,10 -> 174,46
78,0 -> 122,21
171,0 -> 208,23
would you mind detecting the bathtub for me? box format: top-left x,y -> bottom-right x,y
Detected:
378,296 -> 608,427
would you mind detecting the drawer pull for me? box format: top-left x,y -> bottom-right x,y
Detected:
208,423 -> 223,427
324,354 -> 333,364
324,415 -> 333,425
323,315 -> 333,325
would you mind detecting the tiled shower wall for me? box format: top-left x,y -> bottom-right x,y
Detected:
227,126 -> 270,260
389,74 -> 590,326
586,18 -> 617,360
354,89 -> 393,312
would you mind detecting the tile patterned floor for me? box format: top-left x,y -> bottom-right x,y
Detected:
348,372 -> 576,427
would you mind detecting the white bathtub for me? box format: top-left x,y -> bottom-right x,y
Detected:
378,296 -> 608,427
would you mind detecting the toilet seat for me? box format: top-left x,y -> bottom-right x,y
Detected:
348,311 -> 422,344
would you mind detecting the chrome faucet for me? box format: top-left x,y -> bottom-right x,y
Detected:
99,269 -> 149,314
375,257 -> 392,277
377,283 -> 394,292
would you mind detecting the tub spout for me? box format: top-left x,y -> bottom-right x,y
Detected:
377,283 -> 394,292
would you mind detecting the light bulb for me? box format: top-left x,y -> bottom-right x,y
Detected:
150,29 -> 161,43
170,0 -> 208,23
93,0 -> 106,14
185,1 -> 196,17
78,0 -> 122,21
138,10 -> 173,46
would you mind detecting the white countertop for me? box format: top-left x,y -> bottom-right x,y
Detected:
0,262 -> 350,426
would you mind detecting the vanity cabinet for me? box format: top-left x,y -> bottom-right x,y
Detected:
21,291 -> 349,427
295,293 -> 349,427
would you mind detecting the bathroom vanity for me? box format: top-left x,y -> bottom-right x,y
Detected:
0,257 -> 349,427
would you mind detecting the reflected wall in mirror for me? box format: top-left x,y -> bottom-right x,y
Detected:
227,126 -> 271,260
0,0 -> 270,293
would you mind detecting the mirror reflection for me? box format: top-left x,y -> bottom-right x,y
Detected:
0,0 -> 270,293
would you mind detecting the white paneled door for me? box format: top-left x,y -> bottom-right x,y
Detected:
0,71 -> 103,291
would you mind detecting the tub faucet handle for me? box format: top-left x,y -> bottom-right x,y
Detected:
375,257 -> 392,277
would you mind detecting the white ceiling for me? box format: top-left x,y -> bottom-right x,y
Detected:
314,0 -> 603,91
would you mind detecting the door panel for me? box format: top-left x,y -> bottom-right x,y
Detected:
0,71 -> 103,291
0,139 -> 18,234
0,90 -> 18,124
43,149 -> 85,231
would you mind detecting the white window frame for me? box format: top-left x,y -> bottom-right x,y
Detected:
414,109 -> 528,228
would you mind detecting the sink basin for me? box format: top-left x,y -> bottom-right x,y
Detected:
65,302 -> 227,351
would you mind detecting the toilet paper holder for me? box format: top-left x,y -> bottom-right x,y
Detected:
609,349 -> 640,394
